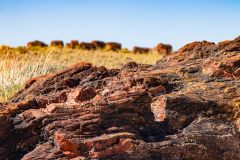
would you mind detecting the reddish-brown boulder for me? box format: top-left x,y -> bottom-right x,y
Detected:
79,42 -> 96,50
132,46 -> 150,54
70,40 -> 79,49
1,37 -> 240,160
27,40 -> 48,48
105,42 -> 122,51
91,40 -> 106,49
155,43 -> 172,54
50,40 -> 64,48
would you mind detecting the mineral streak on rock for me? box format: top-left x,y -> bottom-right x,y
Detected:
1,37 -> 240,159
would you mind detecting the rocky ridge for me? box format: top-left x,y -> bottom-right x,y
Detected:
0,37 -> 240,159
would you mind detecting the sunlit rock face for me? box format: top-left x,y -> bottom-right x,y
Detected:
0,37 -> 240,160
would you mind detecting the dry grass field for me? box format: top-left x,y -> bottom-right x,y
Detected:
0,46 -> 162,101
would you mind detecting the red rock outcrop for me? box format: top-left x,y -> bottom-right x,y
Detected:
27,40 -> 48,48
91,40 -> 106,49
155,43 -> 172,54
79,42 -> 96,50
50,40 -> 64,48
70,40 -> 79,49
1,37 -> 240,160
105,42 -> 122,51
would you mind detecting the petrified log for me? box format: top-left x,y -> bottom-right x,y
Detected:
105,42 -> 122,51
91,40 -> 106,49
50,40 -> 64,48
79,42 -> 96,50
27,40 -> 48,48
70,40 -> 79,49
155,43 -> 172,54
1,37 -> 240,160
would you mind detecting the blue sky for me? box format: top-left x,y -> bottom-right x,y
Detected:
0,0 -> 239,49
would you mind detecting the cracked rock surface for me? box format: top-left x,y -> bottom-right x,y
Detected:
1,37 -> 240,159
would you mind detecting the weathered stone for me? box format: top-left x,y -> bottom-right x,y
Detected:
91,40 -> 106,49
50,40 -> 64,48
27,40 -> 48,48
155,43 -> 172,54
79,42 -> 95,50
1,37 -> 240,159
105,42 -> 122,51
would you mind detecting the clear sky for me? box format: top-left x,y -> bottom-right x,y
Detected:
0,0 -> 239,49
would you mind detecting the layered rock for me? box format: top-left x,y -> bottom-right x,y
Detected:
1,37 -> 240,160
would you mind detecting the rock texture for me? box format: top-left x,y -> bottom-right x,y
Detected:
1,37 -> 240,160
